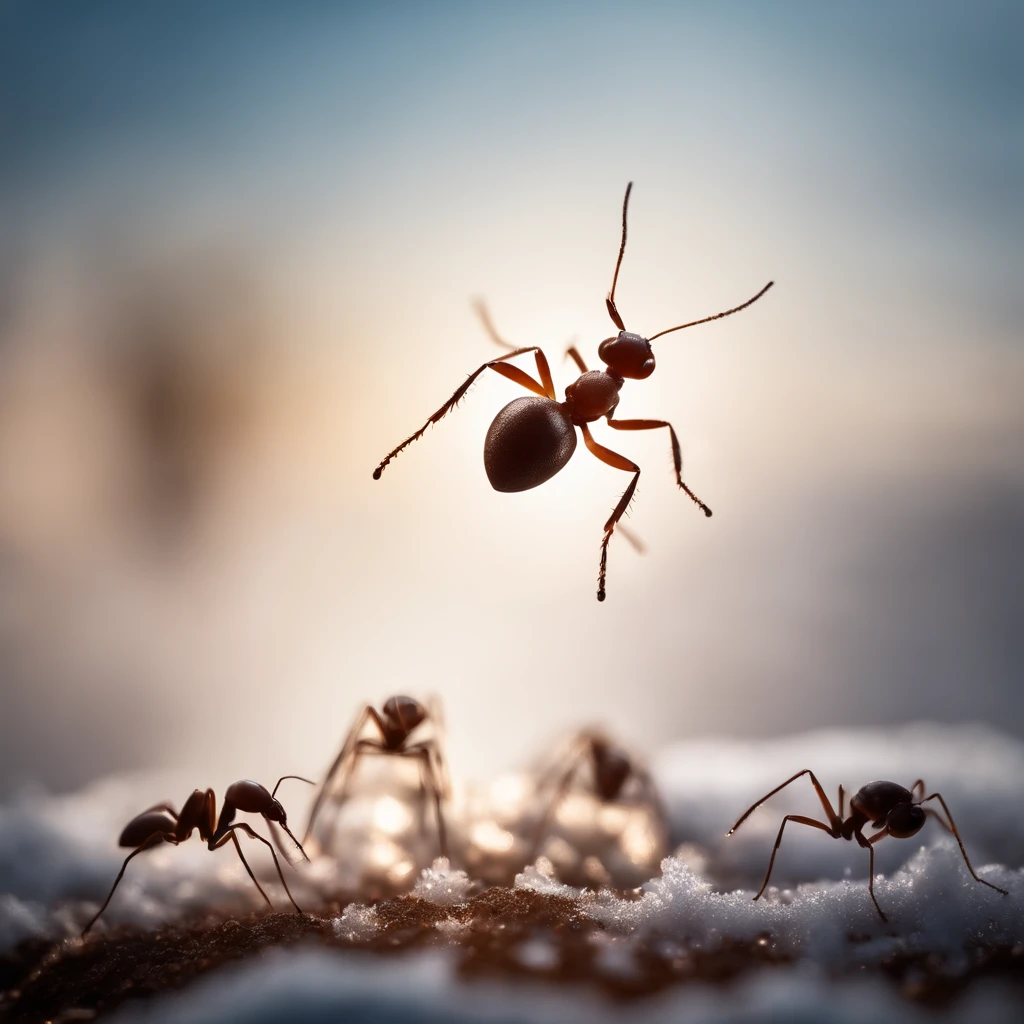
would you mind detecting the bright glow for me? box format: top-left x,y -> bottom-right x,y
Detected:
470,820 -> 516,854
371,795 -> 414,836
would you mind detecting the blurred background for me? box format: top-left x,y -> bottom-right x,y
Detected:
1,0 -> 1022,800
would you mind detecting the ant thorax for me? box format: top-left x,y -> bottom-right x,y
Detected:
564,370 -> 623,424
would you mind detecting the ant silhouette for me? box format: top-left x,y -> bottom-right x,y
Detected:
526,729 -> 667,869
304,695 -> 450,861
373,183 -> 772,600
727,770 -> 1009,922
82,776 -> 312,936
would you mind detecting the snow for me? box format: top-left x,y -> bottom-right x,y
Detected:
3,724 -> 1024,1020
411,858 -> 475,906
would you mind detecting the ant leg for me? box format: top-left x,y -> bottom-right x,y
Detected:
525,737 -> 590,864
860,831 -> 888,922
473,302 -> 557,399
566,346 -> 588,374
605,417 -> 711,516
323,741 -> 389,851
753,815 -> 835,901
402,744 -> 449,860
219,823 -> 304,913
81,834 -> 170,936
632,765 -> 671,858
210,828 -> 275,910
579,423 -> 641,602
923,807 -> 954,835
265,809 -> 312,865
411,757 -> 431,836
426,695 -> 452,799
728,769 -> 843,837
305,707 -> 381,843
921,793 -> 1008,895
373,346 -> 556,479
266,819 -> 310,867
838,785 -> 846,820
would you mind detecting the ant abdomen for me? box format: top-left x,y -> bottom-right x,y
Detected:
484,397 -> 577,492
119,811 -> 175,847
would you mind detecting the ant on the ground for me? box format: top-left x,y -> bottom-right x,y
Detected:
727,769 -> 1008,921
526,729 -> 668,870
304,695 -> 450,860
373,183 -> 772,600
82,776 -> 312,936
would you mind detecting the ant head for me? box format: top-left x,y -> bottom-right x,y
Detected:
263,797 -> 287,824
886,802 -> 926,839
382,695 -> 427,737
597,333 -> 656,380
225,779 -> 280,818
591,738 -> 632,801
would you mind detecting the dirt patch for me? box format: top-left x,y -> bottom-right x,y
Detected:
2,888 -> 1022,1022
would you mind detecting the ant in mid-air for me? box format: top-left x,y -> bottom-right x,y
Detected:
82,776 -> 312,936
304,695 -> 450,860
727,770 -> 1008,922
373,183 -> 773,600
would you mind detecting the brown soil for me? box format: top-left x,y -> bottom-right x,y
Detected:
2,888 -> 1022,1022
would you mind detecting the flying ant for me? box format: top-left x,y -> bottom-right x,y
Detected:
526,729 -> 668,884
727,770 -> 1009,921
304,695 -> 449,861
82,776 -> 312,936
373,183 -> 772,599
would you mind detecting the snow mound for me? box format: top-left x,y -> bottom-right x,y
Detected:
412,858 -> 475,906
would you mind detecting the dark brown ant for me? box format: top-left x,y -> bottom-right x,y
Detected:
373,183 -> 773,600
82,776 -> 312,936
527,729 -> 668,867
727,770 -> 1009,922
304,695 -> 449,860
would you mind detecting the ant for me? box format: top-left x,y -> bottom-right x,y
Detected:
727,769 -> 1009,922
372,182 -> 773,600
304,695 -> 450,861
82,776 -> 312,936
527,729 -> 668,870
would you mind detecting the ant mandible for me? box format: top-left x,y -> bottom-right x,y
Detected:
372,183 -> 773,600
727,769 -> 1009,922
304,695 -> 450,860
82,776 -> 312,936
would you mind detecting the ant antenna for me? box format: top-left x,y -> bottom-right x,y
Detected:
648,281 -> 774,341
606,182 -> 633,332
271,775 -> 315,799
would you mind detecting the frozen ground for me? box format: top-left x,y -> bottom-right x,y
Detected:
2,723 -> 1023,1021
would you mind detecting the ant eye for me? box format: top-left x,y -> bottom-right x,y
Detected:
887,803 -> 925,838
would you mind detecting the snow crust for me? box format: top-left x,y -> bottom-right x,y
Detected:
3,724 -> 1024,1020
